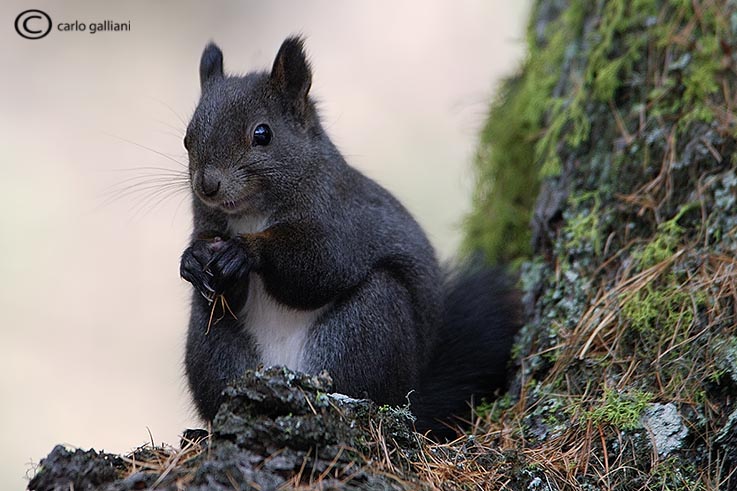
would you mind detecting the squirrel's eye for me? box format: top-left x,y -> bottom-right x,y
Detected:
252,124 -> 272,146
183,135 -> 191,151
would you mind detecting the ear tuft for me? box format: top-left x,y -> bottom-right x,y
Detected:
270,36 -> 312,107
200,42 -> 224,89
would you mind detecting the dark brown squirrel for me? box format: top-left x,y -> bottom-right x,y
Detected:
179,36 -> 520,438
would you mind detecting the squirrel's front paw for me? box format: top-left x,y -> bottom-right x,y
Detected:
204,237 -> 253,304
180,238 -> 224,301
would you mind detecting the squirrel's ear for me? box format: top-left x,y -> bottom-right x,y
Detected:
270,36 -> 312,109
200,42 -> 223,89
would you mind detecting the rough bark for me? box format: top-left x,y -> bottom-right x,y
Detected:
29,367 -> 423,490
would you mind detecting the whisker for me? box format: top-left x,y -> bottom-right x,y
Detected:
103,176 -> 189,192
108,182 -> 189,201
153,128 -> 188,141
96,127 -> 194,221
233,165 -> 281,180
106,166 -> 189,175
103,133 -> 188,169
152,117 -> 186,136
171,192 -> 191,226
143,96 -> 189,128
104,174 -> 189,188
99,166 -> 189,202
99,180 -> 190,210
129,185 -> 189,221
131,191 -> 182,220
149,187 -> 189,214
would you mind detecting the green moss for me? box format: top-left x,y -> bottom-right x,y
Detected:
676,5 -> 724,127
536,91 -> 591,177
633,224 -> 682,270
539,396 -> 568,429
532,1 -> 591,177
464,76 -> 539,263
632,203 -> 698,269
464,1 -> 591,263
465,0 -> 729,266
538,0 -> 659,175
475,393 -> 514,423
651,458 -> 706,491
587,388 -> 653,430
563,192 -> 602,254
653,0 -> 725,129
586,0 -> 657,102
620,282 -> 695,333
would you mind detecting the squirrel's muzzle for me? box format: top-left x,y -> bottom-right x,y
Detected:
195,169 -> 222,200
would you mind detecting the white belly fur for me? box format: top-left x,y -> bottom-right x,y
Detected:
240,275 -> 324,370
228,213 -> 324,371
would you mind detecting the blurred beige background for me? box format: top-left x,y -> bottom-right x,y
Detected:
0,1 -> 530,488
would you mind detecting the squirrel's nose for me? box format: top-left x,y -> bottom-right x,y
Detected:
200,172 -> 221,198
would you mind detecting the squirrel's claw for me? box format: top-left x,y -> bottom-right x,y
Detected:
200,290 -> 215,304
181,240 -> 218,300
180,237 -> 250,310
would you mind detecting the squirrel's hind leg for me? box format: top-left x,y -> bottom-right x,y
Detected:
184,293 -> 260,421
302,269 -> 424,407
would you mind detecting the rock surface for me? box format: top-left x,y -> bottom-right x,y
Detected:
641,403 -> 688,458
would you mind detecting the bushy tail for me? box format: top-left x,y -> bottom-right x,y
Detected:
412,264 -> 521,439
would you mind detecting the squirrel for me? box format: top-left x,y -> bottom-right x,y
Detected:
179,36 -> 520,438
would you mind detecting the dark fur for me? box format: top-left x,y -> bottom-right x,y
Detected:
412,265 -> 521,437
181,36 -> 520,437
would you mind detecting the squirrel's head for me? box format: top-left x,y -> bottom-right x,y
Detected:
185,36 -> 322,215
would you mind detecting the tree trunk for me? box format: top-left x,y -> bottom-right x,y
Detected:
468,0 -> 737,488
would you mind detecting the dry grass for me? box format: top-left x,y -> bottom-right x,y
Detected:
115,428 -> 209,489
